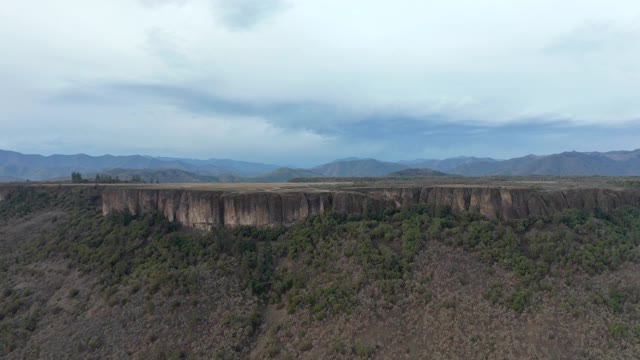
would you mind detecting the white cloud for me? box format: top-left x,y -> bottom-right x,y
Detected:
212,0 -> 287,30
1,0 -> 640,161
0,98 -> 339,163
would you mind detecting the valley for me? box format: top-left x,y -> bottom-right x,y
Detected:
1,179 -> 640,358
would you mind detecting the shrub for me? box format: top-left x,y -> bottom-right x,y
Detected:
609,322 -> 630,340
401,218 -> 423,260
299,341 -> 313,352
507,287 -> 533,313
483,283 -> 504,305
608,289 -> 626,313
352,343 -> 374,358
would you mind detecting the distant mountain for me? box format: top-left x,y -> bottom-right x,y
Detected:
0,149 -> 279,181
599,149 -> 640,162
449,150 -> 640,176
312,159 -> 409,177
93,167 -> 319,183
51,167 -> 322,183
94,168 -> 219,183
217,173 -> 245,183
251,167 -> 322,182
387,168 -> 449,177
4,148 -> 640,181
400,157 -> 498,172
0,175 -> 23,183
155,157 -> 279,177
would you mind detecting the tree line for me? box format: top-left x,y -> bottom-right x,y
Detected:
70,172 -> 154,184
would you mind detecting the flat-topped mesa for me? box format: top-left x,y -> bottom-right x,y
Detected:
368,187 -> 640,218
99,186 -> 640,230
101,188 -> 390,230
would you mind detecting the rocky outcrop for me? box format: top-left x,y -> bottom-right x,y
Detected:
370,187 -> 640,219
98,186 -> 640,229
99,188 -> 393,230
1,184 -> 638,229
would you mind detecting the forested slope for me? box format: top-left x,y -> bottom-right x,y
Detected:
1,188 -> 640,358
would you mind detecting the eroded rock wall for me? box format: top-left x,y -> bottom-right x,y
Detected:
368,187 -> 640,219
100,189 -> 330,229
99,186 -> 640,229
1,184 -> 637,229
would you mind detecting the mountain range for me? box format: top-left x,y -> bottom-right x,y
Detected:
0,149 -> 278,181
311,159 -> 409,177
387,168 -> 449,177
449,150 -> 640,176
399,157 -> 498,172
2,148 -> 640,182
61,167 -> 320,184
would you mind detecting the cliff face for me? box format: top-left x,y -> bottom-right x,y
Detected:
99,186 -> 640,229
370,187 -> 640,219
2,185 -> 637,229
100,189 -> 392,230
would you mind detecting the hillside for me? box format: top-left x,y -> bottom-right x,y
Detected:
4,148 -> 640,181
386,168 -> 449,177
0,149 -> 278,181
1,187 -> 639,358
450,151 -> 640,176
600,149 -> 640,162
79,167 -> 319,184
400,157 -> 497,172
155,157 -> 279,177
94,168 -> 220,183
251,167 -> 322,183
312,159 -> 409,177
88,168 -> 323,184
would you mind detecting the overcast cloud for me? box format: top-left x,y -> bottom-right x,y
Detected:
1,0 -> 639,165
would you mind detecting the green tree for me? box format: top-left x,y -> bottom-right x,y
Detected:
71,172 -> 84,183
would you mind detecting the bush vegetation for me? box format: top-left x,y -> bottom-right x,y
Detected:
2,186 -> 640,351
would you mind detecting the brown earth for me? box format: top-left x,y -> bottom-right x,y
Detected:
1,181 -> 640,359
2,210 -> 638,359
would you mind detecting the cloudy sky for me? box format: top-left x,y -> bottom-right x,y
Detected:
1,0 -> 639,165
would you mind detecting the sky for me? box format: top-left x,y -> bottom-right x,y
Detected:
1,0 -> 639,166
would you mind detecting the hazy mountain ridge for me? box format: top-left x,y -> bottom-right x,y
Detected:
449,150 -> 640,176
93,168 -> 220,183
0,150 -> 278,181
154,157 -> 279,176
3,148 -> 640,182
387,168 -> 450,177
85,167 -> 321,184
399,156 -> 498,172
312,158 -> 409,177
251,167 -> 322,182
